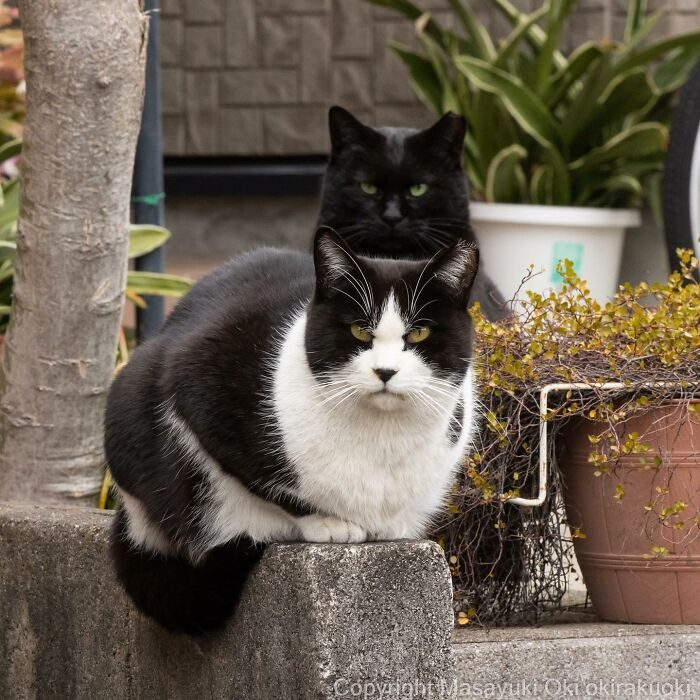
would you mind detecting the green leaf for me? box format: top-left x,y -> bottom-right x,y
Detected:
390,45 -> 443,114
615,31 -> 700,75
455,56 -> 561,147
494,6 -> 548,69
415,29 -> 461,113
0,138 -> 21,163
0,178 -> 19,232
654,46 -> 700,94
624,9 -> 665,54
0,239 -> 16,262
533,0 -> 576,95
541,144 -> 571,205
126,271 -> 193,298
127,224 -> 171,260
561,53 -> 613,148
603,174 -> 643,197
446,0 -> 494,60
588,68 -> 658,131
486,0 -> 566,69
0,304 -> 11,316
485,144 -> 528,202
570,123 -> 669,174
624,0 -> 647,44
530,165 -> 554,205
547,41 -> 606,107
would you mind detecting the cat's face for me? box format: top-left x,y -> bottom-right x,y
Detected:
305,228 -> 478,412
318,107 -> 471,259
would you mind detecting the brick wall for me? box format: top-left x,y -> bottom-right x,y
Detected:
160,0 -> 700,157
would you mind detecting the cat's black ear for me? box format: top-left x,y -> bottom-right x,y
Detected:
313,226 -> 362,293
429,239 -> 479,308
328,106 -> 380,152
412,112 -> 466,168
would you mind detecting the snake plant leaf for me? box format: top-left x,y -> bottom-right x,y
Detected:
615,30 -> 700,75
0,178 -> 19,232
561,53 -> 613,148
624,9 -> 665,54
455,56 -> 561,148
128,224 -> 171,260
126,271 -> 193,298
446,0 -> 495,60
415,27 -> 462,113
624,0 -> 647,44
541,145 -> 571,205
588,68 -> 659,133
654,46 -> 700,94
486,144 -> 528,203
530,165 -> 555,205
0,138 -> 21,163
494,5 -> 548,69
533,0 -> 576,95
570,123 -> 668,174
390,44 -> 444,114
486,0 -> 566,70
547,41 -> 606,108
603,174 -> 644,197
0,239 -> 16,262
575,173 -> 644,207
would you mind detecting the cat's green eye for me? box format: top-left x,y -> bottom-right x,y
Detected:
360,182 -> 379,196
406,326 -> 431,344
350,323 -> 372,342
409,183 -> 428,197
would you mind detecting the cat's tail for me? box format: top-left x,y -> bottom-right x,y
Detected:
110,508 -> 266,634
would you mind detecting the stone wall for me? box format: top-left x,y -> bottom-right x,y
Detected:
160,0 -> 700,156
0,504 -> 455,699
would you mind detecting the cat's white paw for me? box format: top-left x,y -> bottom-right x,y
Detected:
297,514 -> 367,543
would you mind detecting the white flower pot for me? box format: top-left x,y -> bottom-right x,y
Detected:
470,203 -> 642,303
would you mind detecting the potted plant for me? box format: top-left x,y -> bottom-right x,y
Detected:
442,251 -> 700,624
367,0 -> 700,300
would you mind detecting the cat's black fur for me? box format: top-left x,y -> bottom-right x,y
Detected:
318,106 -> 510,321
106,230 -> 477,634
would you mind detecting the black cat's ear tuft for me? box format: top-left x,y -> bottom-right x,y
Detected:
412,112 -> 467,168
313,226 -> 361,292
429,239 -> 479,307
328,106 -> 380,152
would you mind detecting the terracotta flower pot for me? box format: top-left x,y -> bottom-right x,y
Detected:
561,402 -> 700,624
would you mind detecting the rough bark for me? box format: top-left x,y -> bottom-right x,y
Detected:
0,0 -> 148,504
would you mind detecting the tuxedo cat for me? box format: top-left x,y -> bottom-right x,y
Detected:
318,106 -> 509,321
106,228 -> 479,633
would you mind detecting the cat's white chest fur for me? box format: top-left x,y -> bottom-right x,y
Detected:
273,314 -> 475,539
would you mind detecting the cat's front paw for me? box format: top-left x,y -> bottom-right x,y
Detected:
297,514 -> 367,543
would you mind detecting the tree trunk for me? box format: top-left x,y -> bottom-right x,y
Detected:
0,0 -> 148,504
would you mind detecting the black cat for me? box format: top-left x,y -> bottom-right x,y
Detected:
106,228 -> 480,633
318,106 -> 510,321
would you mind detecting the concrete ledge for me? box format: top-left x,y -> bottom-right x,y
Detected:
454,623 -> 700,698
0,504 -> 455,699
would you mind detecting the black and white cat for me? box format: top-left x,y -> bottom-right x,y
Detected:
106,228 -> 479,633
318,106 -> 510,321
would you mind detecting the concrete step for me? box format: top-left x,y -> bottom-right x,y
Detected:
453,621 -> 700,698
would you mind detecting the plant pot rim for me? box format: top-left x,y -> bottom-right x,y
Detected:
470,202 -> 642,229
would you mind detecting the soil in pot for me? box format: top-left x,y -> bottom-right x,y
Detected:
561,402 -> 700,624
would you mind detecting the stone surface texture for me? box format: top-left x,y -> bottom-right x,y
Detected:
453,623 -> 700,698
0,503 -> 455,699
161,0 -> 700,155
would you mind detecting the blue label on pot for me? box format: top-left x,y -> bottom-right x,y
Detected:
551,242 -> 584,284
